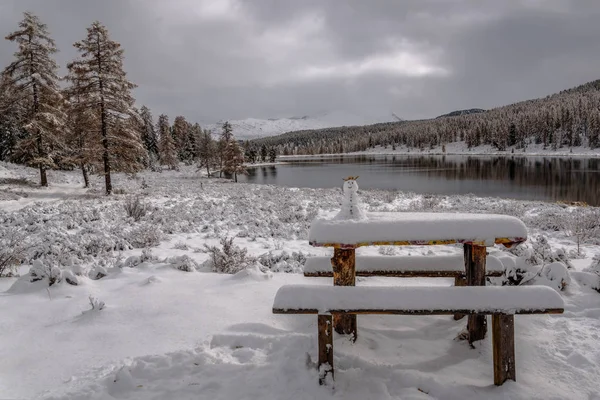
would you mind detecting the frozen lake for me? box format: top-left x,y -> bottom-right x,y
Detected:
238,155 -> 600,206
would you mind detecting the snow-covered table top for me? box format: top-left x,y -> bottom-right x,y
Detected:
273,285 -> 564,315
309,212 -> 527,249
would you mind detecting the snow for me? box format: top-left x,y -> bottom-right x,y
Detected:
0,162 -> 600,400
310,212 -> 528,247
304,254 -> 505,275
273,285 -> 564,314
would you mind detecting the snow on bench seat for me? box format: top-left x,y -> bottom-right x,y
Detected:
303,254 -> 505,277
273,285 -> 564,315
309,212 -> 527,248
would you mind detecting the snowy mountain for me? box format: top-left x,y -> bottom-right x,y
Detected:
204,111 -> 394,140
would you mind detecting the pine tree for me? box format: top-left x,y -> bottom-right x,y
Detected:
157,114 -> 178,169
198,129 -> 214,176
260,144 -> 267,162
68,21 -> 145,194
1,12 -> 66,186
268,147 -> 277,163
221,121 -> 233,142
139,105 -> 158,163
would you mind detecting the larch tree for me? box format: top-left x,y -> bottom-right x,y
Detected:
1,12 -> 66,186
139,105 -> 159,166
158,114 -> 178,169
172,115 -> 189,161
198,129 -> 214,176
0,75 -> 27,161
67,21 -> 145,195
64,64 -> 99,187
223,139 -> 246,182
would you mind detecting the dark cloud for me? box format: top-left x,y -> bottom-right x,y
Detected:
1,0 -> 599,123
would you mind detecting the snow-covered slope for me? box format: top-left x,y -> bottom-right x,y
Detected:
204,111 -> 394,140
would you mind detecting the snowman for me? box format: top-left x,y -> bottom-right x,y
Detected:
334,176 -> 367,220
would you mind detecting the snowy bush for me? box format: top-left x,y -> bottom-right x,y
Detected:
140,248 -> 157,263
256,250 -> 308,273
123,196 -> 149,222
534,262 -> 571,291
204,237 -> 254,274
0,229 -> 27,277
29,260 -> 62,286
88,295 -> 105,311
126,224 -> 162,248
89,265 -> 108,280
167,255 -> 198,272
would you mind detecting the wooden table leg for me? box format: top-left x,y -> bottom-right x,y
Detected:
318,314 -> 334,385
492,314 -> 516,385
331,248 -> 357,341
465,244 -> 487,344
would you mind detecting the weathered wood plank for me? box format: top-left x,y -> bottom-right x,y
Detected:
492,314 -> 516,385
466,244 -> 488,344
272,308 -> 565,315
318,314 -> 334,385
453,275 -> 468,320
332,248 -> 357,340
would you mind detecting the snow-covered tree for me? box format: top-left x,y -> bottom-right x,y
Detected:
198,129 -> 214,176
1,12 -> 66,186
0,75 -> 26,161
139,105 -> 159,163
64,64 -> 99,187
172,115 -> 190,161
223,139 -> 246,182
158,114 -> 178,169
67,21 -> 145,195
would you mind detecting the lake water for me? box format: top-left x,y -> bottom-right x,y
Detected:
237,155 -> 600,206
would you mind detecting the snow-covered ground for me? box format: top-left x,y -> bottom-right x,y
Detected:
1,162 -> 600,400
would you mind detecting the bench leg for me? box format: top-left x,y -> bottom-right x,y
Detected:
453,276 -> 467,320
332,248 -> 357,341
492,314 -> 516,385
465,244 -> 488,343
318,314 -> 334,385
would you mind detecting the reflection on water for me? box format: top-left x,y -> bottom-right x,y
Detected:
237,155 -> 600,206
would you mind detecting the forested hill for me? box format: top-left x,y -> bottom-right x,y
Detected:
436,108 -> 485,118
251,79 -> 600,155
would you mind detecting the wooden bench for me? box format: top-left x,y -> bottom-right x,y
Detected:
308,212 -> 529,343
304,254 -> 506,321
303,254 -> 504,278
273,285 -> 564,386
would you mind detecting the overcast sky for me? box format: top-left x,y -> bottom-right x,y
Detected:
1,0 -> 599,124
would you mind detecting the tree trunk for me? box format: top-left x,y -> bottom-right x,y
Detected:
81,163 -> 89,188
97,37 -> 111,195
234,171 -> 237,182
39,165 -> 47,187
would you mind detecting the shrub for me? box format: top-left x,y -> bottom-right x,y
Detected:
168,255 -> 198,272
88,295 -> 105,311
127,224 -> 162,248
0,230 -> 27,277
257,250 -> 308,273
29,260 -> 62,286
204,237 -> 254,274
124,196 -> 149,222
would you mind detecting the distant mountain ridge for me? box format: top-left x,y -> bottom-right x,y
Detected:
203,111 -> 393,140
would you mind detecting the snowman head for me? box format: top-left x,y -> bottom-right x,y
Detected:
342,176 -> 359,193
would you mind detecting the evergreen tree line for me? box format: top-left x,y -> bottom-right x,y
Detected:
252,79 -> 600,155
0,12 -> 268,193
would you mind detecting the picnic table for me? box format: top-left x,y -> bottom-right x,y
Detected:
308,212 -> 528,342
